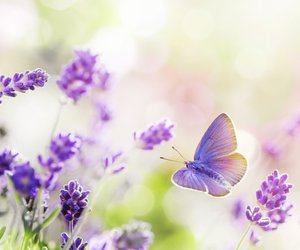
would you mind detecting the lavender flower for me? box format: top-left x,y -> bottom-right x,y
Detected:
89,236 -> 110,250
112,220 -> 154,250
245,206 -> 270,227
0,69 -> 48,104
60,180 -> 89,228
43,172 -> 59,191
103,152 -> 125,174
0,149 -> 18,176
39,133 -> 81,173
249,230 -> 261,246
262,141 -> 282,161
50,133 -> 82,162
11,162 -> 40,198
134,119 -> 174,150
93,68 -> 111,91
61,232 -> 88,250
57,50 -> 110,102
96,102 -> 113,123
232,199 -> 245,220
256,170 -> 292,210
285,114 -> 300,137
262,202 -> 293,231
243,170 -> 293,247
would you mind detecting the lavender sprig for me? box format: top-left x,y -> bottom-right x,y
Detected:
57,50 -> 111,102
255,170 -> 292,210
112,220 -> 154,250
0,69 -> 48,104
245,206 -> 270,227
249,230 -> 261,246
262,202 -> 293,231
60,180 -> 89,230
134,119 -> 174,150
0,149 -> 18,176
11,162 -> 41,198
39,133 -> 82,178
61,232 -> 88,250
238,169 -> 293,249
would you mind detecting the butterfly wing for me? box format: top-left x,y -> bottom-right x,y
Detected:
172,168 -> 231,197
172,169 -> 207,193
194,113 -> 237,161
201,175 -> 231,197
206,153 -> 247,186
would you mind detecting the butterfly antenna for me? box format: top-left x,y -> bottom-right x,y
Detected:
171,146 -> 187,161
160,157 -> 184,164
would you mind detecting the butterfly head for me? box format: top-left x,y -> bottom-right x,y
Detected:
185,160 -> 203,170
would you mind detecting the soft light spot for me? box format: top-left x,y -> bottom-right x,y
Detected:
125,185 -> 155,216
236,129 -> 258,164
182,10 -> 214,41
41,0 -> 78,10
118,0 -> 167,37
0,2 -> 37,46
87,28 -> 137,75
234,49 -> 269,79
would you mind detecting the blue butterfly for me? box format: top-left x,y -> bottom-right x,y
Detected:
164,113 -> 247,197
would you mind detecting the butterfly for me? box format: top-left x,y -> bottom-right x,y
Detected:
164,113 -> 247,197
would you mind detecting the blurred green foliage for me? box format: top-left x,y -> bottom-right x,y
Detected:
101,169 -> 197,250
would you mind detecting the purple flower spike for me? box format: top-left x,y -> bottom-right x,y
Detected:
245,206 -> 270,227
39,133 -> 81,175
232,199 -> 245,220
262,141 -> 282,160
50,133 -> 82,162
60,180 -> 89,228
256,170 -> 292,210
57,50 -> 110,102
0,68 -> 48,103
0,149 -> 18,176
11,162 -> 41,198
57,50 -> 97,102
103,152 -> 125,174
96,102 -> 113,123
285,114 -> 300,137
249,230 -> 261,246
263,202 -> 293,231
61,232 -> 88,250
134,119 -> 175,150
112,220 -> 154,250
89,236 -> 110,250
93,68 -> 112,91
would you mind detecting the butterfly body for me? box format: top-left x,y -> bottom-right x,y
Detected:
171,113 -> 247,197
185,161 -> 229,187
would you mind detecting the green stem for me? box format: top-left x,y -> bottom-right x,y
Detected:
30,200 -> 37,230
20,231 -> 30,250
235,223 -> 252,250
49,97 -> 67,141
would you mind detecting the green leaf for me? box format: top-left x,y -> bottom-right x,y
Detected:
39,207 -> 61,230
0,226 -> 6,240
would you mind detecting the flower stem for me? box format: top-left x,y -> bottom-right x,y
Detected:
235,223 -> 252,250
49,97 -> 67,141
